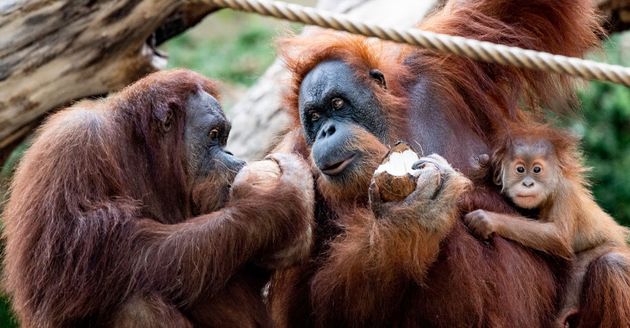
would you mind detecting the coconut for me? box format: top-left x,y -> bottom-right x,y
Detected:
373,142 -> 420,202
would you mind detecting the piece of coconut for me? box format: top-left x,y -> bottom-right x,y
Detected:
373,143 -> 420,202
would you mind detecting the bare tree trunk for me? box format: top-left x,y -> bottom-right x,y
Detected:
227,0 -> 441,161
0,0 -> 219,161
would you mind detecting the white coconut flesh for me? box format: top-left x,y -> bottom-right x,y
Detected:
375,149 -> 420,176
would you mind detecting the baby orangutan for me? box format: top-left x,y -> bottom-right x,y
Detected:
464,124 -> 629,325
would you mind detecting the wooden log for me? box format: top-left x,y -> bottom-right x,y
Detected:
0,0 -> 219,161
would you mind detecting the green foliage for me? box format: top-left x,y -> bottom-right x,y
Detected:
0,296 -> 16,328
571,37 -> 630,225
162,10 -> 281,87
1,141 -> 29,184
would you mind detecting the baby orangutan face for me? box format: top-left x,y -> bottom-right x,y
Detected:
499,138 -> 560,209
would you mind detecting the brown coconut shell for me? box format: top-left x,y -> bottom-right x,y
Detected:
373,142 -> 419,202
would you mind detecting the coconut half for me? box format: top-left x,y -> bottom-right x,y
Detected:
373,142 -> 420,202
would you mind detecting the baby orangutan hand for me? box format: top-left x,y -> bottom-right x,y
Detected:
464,209 -> 497,240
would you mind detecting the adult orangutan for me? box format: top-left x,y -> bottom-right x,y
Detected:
2,70 -> 314,327
269,0 -> 630,327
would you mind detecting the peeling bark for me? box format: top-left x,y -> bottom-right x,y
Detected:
0,0 -> 219,160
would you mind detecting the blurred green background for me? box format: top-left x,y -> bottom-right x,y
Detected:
0,7 -> 629,327
567,35 -> 630,226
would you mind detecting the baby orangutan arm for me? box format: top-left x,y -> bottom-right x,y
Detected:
464,209 -> 573,259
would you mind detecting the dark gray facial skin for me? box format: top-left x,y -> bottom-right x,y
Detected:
299,60 -> 388,178
185,91 -> 245,181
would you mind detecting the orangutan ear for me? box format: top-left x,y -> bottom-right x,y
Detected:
369,69 -> 387,89
161,109 -> 174,132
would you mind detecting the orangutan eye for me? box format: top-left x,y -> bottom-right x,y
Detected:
209,128 -> 220,141
310,112 -> 321,122
331,97 -> 344,110
533,165 -> 542,174
516,165 -> 525,174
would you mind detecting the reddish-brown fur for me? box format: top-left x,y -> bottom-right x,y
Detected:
281,34 -> 409,132
579,249 -> 630,327
2,70 -> 314,327
406,0 -> 603,138
279,34 -> 408,206
269,0 -> 629,326
466,124 -> 630,326
491,124 -> 587,182
479,125 -> 629,255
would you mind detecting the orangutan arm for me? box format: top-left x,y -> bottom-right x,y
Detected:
131,153 -> 314,305
315,155 -> 471,290
464,210 -> 573,259
368,155 -> 471,278
300,155 -> 472,323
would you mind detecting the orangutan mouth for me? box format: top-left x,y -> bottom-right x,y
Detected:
321,154 -> 356,176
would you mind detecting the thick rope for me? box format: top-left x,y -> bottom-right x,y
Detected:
206,0 -> 630,86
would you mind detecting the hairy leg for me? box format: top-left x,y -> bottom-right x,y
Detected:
577,247 -> 630,327
556,246 -> 611,327
186,270 -> 272,328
